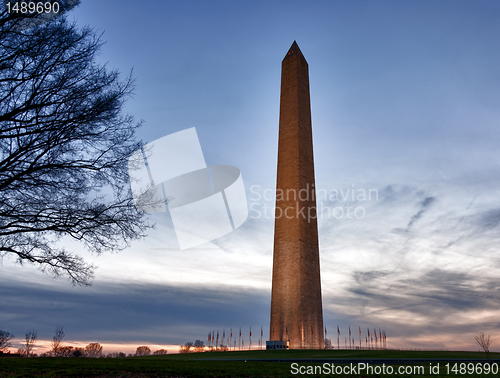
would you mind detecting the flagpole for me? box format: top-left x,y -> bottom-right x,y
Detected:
260,326 -> 263,350
379,329 -> 382,350
359,326 -> 361,349
348,326 -> 351,349
337,325 -> 340,350
324,326 -> 327,349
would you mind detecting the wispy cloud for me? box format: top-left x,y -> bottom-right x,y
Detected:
406,196 -> 436,230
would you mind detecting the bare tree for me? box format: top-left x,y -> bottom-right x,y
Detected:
475,332 -> 492,360
24,329 -> 38,357
179,342 -> 193,354
51,325 -> 65,356
84,343 -> 103,358
193,340 -> 205,353
152,349 -> 167,355
135,346 -> 151,356
0,2 -> 156,285
0,328 -> 14,352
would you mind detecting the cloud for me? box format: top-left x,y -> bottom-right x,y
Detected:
353,270 -> 391,285
406,196 -> 436,230
343,268 -> 500,329
0,280 -> 270,347
478,208 -> 500,230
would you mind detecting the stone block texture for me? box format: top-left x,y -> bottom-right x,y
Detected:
270,41 -> 324,349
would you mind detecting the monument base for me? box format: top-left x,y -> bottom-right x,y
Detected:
266,340 -> 289,350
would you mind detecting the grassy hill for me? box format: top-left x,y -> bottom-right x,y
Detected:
1,349 -> 498,377
150,348 -> 499,360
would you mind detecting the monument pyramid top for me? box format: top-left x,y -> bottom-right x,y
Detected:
283,40 -> 306,62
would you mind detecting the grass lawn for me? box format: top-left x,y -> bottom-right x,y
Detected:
0,349 -> 498,377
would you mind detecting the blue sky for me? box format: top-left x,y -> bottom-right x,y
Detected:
2,0 -> 500,353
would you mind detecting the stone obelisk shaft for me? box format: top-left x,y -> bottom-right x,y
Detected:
270,41 -> 324,349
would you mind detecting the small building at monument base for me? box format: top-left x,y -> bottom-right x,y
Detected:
266,340 -> 289,350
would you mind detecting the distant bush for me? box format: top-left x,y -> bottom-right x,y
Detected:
179,342 -> 193,353
179,340 -> 206,353
135,346 -> 151,356
106,352 -> 126,358
72,347 -> 84,357
193,340 -> 205,353
85,343 -> 103,358
153,349 -> 167,355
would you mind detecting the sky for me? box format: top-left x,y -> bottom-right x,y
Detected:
2,0 -> 500,354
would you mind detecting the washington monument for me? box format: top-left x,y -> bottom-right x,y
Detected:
269,41 -> 324,349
